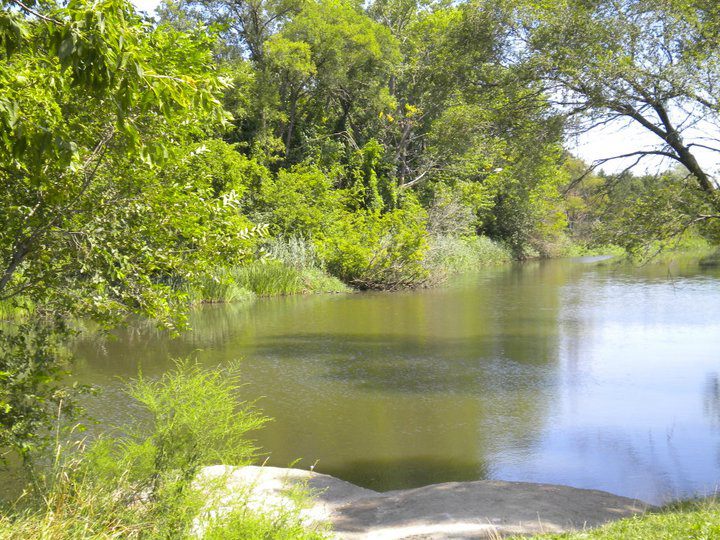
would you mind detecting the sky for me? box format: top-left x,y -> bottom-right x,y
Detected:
571,117 -> 720,178
130,0 -> 720,179
133,0 -> 161,14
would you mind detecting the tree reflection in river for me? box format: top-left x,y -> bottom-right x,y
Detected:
71,257 -> 720,502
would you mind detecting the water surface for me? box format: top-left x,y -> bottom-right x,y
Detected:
74,257 -> 720,504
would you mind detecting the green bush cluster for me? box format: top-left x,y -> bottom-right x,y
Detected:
315,205 -> 430,289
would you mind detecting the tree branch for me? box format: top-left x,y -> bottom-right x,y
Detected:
9,0 -> 61,25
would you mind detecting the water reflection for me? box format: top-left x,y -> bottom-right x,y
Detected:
705,374 -> 720,430
323,456 -> 488,492
71,257 -> 720,503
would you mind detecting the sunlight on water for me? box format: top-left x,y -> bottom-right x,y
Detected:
73,257 -> 720,504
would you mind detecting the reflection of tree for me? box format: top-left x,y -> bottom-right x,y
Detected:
704,374 -> 720,428
72,262 -> 575,492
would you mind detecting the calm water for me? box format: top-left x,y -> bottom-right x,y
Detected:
73,257 -> 720,504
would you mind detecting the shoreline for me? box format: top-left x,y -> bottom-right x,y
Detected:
201,465 -> 653,539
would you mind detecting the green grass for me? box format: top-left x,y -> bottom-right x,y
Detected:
184,256 -> 347,304
185,267 -> 257,305
232,260 -> 347,296
556,241 -> 625,258
201,510 -> 328,540
511,498 -> 720,540
0,362 -> 329,540
425,234 -> 512,277
623,233 -> 715,265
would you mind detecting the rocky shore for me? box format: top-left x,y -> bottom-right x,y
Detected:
198,465 -> 651,539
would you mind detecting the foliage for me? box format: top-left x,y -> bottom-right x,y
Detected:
566,166 -> 720,254
518,0 -> 720,220
0,362 -> 327,539
3,0 -> 719,496
315,204 -> 429,289
424,234 -> 512,278
253,164 -> 341,237
0,317 -> 74,468
202,506 -> 328,540
0,0 -> 266,465
0,0 -> 231,317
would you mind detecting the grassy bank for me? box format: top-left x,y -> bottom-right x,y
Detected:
185,237 -> 349,304
0,362 -> 328,540
512,497 -> 720,540
424,234 -> 513,276
186,234 -> 513,304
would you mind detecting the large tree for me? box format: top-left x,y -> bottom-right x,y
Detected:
0,0 -> 255,464
518,0 -> 720,217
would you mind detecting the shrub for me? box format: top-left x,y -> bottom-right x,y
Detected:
315,205 -> 429,289
0,362 -> 328,539
254,165 -> 340,238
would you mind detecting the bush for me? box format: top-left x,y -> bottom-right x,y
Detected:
0,362 -> 327,539
315,205 -> 429,289
253,165 -> 341,238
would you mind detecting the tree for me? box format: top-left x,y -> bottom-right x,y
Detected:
519,0 -> 720,220
0,0 -> 248,465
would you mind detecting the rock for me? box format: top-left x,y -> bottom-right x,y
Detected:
331,480 -> 650,539
198,465 -> 379,526
197,466 -> 651,539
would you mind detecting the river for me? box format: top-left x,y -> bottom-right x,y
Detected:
72,256 -> 720,505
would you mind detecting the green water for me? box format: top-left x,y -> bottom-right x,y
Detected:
73,256 -> 720,504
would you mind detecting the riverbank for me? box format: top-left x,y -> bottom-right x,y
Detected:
186,233 -> 717,305
197,465 -> 650,539
510,497 -> 720,540
195,465 -> 719,539
185,234 -> 513,304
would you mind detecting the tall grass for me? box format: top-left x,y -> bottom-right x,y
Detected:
184,238 -> 347,302
185,267 -> 256,305
233,237 -> 348,296
424,234 -> 512,278
0,362 -> 328,539
265,236 -> 321,271
232,261 -> 306,296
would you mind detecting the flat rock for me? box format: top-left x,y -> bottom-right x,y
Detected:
198,466 -> 651,539
331,480 -> 650,539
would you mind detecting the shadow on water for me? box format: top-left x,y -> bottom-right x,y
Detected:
61,256 -> 720,504
317,456 -> 489,492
